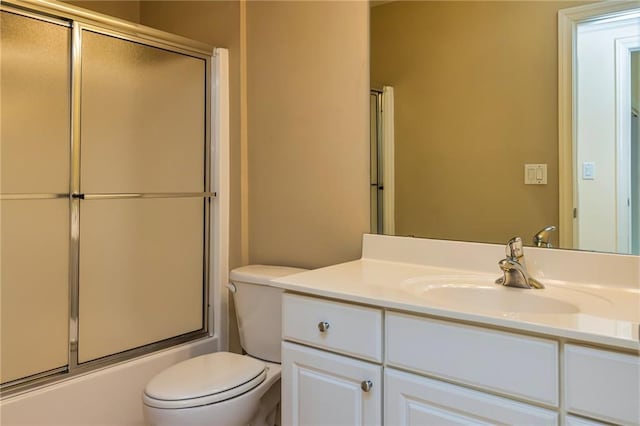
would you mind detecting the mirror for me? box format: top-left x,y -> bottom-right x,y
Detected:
370,0 -> 640,254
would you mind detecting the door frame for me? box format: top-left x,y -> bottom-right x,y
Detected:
558,1 -> 640,250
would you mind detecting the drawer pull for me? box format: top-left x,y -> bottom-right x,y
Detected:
317,321 -> 330,332
361,380 -> 373,392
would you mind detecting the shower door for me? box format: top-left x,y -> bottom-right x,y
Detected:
76,28 -> 207,364
1,10 -> 71,384
1,4 -> 211,390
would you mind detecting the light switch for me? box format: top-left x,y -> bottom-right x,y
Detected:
524,164 -> 547,185
582,162 -> 595,180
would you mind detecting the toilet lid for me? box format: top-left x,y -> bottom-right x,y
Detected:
143,352 -> 267,409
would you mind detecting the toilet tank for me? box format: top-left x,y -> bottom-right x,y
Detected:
229,265 -> 307,363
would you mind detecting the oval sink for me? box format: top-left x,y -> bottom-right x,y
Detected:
423,286 -> 580,314
400,275 -> 585,315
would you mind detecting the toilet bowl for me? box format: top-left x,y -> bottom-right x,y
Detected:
143,353 -> 281,426
142,265 -> 306,426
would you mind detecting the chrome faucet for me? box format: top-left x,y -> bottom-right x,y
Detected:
495,237 -> 544,289
533,225 -> 557,248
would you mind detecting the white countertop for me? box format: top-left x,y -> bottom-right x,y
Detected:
272,235 -> 640,352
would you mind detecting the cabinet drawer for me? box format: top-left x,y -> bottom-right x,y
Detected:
386,312 -> 559,406
385,368 -> 558,425
565,344 -> 640,425
282,293 -> 383,362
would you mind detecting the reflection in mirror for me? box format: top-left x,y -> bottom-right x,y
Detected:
573,10 -> 640,254
632,51 -> 639,254
370,1 -> 640,254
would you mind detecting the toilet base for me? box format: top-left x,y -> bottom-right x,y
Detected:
249,378 -> 280,426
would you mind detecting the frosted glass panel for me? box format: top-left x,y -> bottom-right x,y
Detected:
80,30 -> 206,194
0,199 -> 69,383
0,12 -> 70,194
78,198 -> 204,362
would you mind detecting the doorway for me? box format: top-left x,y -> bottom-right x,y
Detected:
559,3 -> 640,254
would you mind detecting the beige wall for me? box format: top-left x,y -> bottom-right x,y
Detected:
371,1 -> 586,247
246,1 -> 370,269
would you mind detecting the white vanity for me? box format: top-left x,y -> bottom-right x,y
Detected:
272,234 -> 640,426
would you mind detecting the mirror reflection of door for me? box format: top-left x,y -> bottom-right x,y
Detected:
631,50 -> 640,254
575,11 -> 640,255
632,50 -> 639,255
370,90 -> 383,234
370,87 -> 395,235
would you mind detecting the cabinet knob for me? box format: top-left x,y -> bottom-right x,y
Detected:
317,321 -> 330,332
361,380 -> 373,392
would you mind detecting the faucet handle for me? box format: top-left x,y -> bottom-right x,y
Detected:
506,237 -> 524,259
533,225 -> 557,248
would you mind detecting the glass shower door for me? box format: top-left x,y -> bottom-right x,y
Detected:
76,29 -> 207,363
0,10 -> 71,384
1,4 -> 212,390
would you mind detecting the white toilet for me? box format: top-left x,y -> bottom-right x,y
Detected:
143,265 -> 306,426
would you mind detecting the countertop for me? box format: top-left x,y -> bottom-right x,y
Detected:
271,236 -> 640,352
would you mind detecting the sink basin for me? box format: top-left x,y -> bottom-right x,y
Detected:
401,275 -> 583,315
423,286 -> 580,314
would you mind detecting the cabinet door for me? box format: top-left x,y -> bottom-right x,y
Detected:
282,342 -> 381,426
564,344 -> 640,425
385,368 -> 558,426
565,415 -> 609,426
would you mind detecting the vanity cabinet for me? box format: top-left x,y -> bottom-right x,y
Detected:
385,368 -> 558,425
281,293 -> 383,362
564,344 -> 640,425
281,293 -> 383,425
565,415 -> 611,426
385,312 -> 558,425
385,312 -> 559,407
282,342 -> 382,425
281,293 -> 638,426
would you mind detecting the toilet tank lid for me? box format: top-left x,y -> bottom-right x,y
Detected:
230,265 -> 308,286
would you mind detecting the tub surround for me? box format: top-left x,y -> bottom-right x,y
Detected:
273,234 -> 640,351
0,338 -> 217,426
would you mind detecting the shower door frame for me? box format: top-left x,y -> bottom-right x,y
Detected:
1,0 -> 228,396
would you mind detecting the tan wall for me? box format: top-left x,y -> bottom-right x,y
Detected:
64,1 -> 140,22
246,1 -> 370,269
371,1 -> 587,247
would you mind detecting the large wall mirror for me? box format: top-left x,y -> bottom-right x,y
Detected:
370,0 -> 640,255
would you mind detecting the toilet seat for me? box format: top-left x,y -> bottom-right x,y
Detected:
143,352 -> 267,410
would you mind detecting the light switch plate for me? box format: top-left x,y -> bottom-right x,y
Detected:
524,164 -> 547,185
582,162 -> 595,180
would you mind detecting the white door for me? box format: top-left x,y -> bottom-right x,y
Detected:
282,342 -> 382,426
575,12 -> 640,253
385,368 -> 558,426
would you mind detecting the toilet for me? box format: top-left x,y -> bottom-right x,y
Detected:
142,265 -> 306,426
